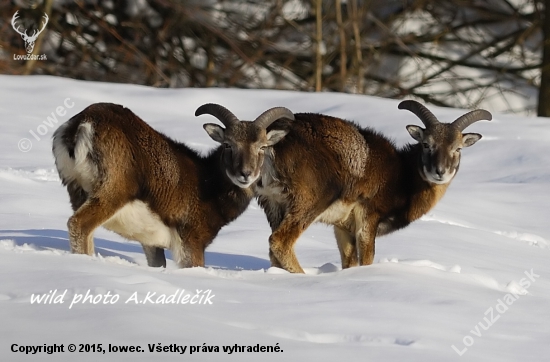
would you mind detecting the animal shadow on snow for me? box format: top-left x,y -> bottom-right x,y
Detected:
0,229 -> 270,271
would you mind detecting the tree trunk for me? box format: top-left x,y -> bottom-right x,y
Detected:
315,0 -> 323,92
349,0 -> 363,94
336,0 -> 347,92
24,0 -> 53,75
538,0 -> 550,116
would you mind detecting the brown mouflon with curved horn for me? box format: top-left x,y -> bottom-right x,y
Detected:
198,100 -> 491,273
52,103 -> 292,268
197,104 -> 294,188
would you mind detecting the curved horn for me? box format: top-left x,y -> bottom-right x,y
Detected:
452,110 -> 492,131
195,103 -> 239,127
398,100 -> 439,128
253,107 -> 295,129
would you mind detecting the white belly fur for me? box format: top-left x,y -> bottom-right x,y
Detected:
103,200 -> 175,249
315,200 -> 355,225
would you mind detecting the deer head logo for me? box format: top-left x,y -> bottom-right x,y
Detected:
11,11 -> 49,54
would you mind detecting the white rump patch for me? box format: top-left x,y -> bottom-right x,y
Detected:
52,122 -> 98,193
52,122 -> 76,184
73,123 -> 97,192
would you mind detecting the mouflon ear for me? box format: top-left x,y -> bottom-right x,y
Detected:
203,123 -> 225,143
266,129 -> 289,146
462,133 -> 482,147
406,125 -> 424,142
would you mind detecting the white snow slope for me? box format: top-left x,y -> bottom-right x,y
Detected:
0,75 -> 549,362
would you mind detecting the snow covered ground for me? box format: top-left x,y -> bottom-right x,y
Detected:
0,75 -> 549,361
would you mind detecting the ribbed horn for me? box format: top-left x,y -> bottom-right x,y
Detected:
398,100 -> 440,128
253,107 -> 295,129
452,110 -> 492,131
195,103 -> 239,127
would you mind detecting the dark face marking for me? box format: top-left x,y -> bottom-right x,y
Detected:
221,123 -> 266,187
204,121 -> 287,188
408,123 -> 477,185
